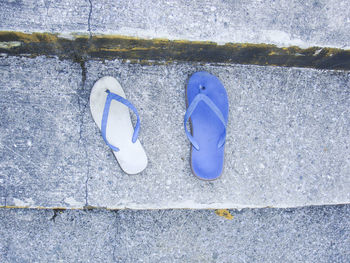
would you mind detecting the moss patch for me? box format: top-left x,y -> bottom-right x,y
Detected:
1,31 -> 350,70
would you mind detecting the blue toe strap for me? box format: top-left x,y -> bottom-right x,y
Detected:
101,90 -> 140,152
184,93 -> 227,151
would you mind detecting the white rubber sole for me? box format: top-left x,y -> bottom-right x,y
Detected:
89,76 -> 148,174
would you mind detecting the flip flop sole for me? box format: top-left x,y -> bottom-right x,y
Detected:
90,76 -> 148,174
186,72 -> 229,180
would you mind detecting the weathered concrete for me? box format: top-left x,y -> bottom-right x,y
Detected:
86,60 -> 350,209
90,0 -> 350,48
0,55 -> 86,208
0,205 -> 349,262
2,32 -> 350,71
1,55 -> 349,209
1,0 -> 350,48
0,0 -> 90,34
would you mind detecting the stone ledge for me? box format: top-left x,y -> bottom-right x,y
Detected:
1,31 -> 350,70
0,205 -> 349,262
1,0 -> 350,49
0,56 -> 349,209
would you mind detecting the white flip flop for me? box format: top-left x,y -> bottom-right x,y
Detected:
89,76 -> 148,174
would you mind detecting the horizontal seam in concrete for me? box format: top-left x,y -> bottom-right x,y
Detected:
1,202 -> 349,211
1,31 -> 350,70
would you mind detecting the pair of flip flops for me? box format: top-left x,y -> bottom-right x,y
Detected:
90,72 -> 228,180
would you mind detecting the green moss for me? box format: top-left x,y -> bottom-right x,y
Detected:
1,31 -> 350,70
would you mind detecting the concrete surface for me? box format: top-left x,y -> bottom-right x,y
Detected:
0,0 -> 90,33
0,56 -> 87,208
1,55 -> 349,209
0,205 -> 349,262
1,0 -> 350,48
1,1 -> 349,262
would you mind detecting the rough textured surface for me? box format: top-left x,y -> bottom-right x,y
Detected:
2,32 -> 350,71
91,0 -> 350,48
87,60 -> 350,209
0,205 -> 349,262
1,55 -> 349,209
1,0 -> 350,48
0,0 -> 90,33
0,56 -> 86,208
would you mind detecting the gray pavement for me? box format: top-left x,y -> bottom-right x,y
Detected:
0,0 -> 89,33
0,205 -> 349,262
1,55 -> 349,209
1,0 -> 350,48
1,1 -> 350,262
0,56 -> 86,208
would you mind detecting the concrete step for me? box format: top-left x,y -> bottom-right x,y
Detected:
0,205 -> 349,262
1,0 -> 350,48
1,55 -> 349,209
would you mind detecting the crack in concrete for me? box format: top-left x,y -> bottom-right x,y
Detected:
84,159 -> 91,207
81,0 -> 93,208
76,58 -> 87,146
3,193 -> 7,207
1,171 -> 8,207
50,209 -> 65,222
87,0 -> 93,39
76,56 -> 91,207
112,210 -> 121,261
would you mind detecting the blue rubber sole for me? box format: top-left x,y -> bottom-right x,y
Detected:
186,71 -> 229,180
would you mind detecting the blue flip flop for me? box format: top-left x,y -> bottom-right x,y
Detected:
184,71 -> 229,180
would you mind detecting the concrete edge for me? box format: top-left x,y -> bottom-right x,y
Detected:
0,31 -> 350,70
1,202 -> 349,211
